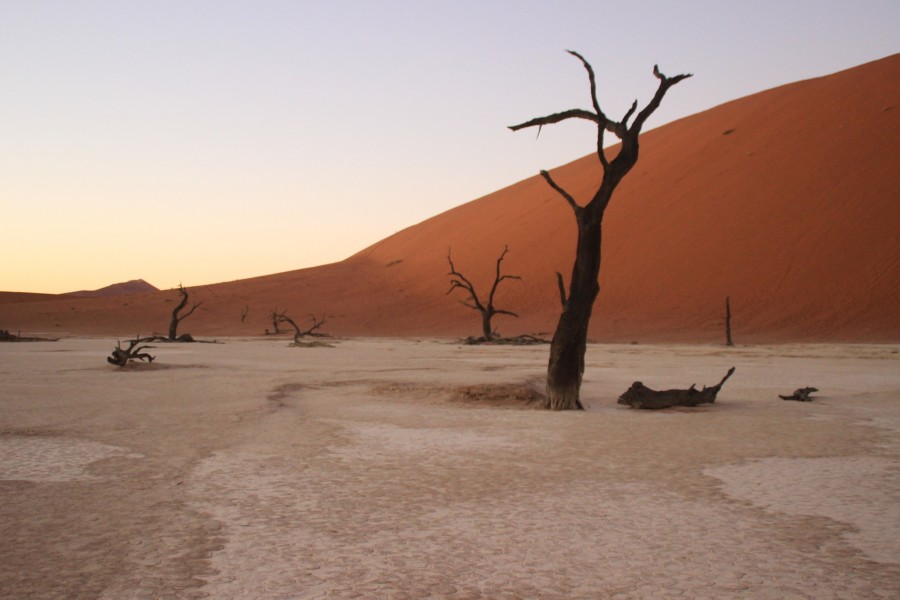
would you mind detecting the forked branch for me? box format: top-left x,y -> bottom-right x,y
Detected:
510,51 -> 692,172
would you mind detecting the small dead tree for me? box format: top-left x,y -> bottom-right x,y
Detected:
277,313 -> 330,344
107,337 -> 156,367
447,245 -> 522,341
510,51 -> 691,410
268,309 -> 287,334
168,284 -> 202,341
725,296 -> 734,346
240,305 -> 250,323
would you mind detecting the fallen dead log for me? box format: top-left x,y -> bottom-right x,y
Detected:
618,367 -> 736,410
779,387 -> 818,402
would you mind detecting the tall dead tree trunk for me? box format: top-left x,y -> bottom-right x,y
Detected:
168,284 -> 202,341
447,245 -> 522,341
511,51 -> 690,410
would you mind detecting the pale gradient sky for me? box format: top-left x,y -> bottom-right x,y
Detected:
2,1 -> 898,293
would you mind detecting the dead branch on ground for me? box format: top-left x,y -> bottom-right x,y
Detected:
107,337 -> 156,367
618,367 -> 736,409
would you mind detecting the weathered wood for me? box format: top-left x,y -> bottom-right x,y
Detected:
510,51 -> 690,410
107,338 -> 156,367
780,387 -> 818,402
618,367 -> 736,410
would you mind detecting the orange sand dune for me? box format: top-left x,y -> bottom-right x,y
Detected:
3,55 -> 899,342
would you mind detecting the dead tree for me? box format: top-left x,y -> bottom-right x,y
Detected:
618,367 -> 735,409
107,337 -> 156,367
725,296 -> 734,346
168,284 -> 202,341
277,313 -> 330,344
510,51 -> 691,410
0,329 -> 58,342
240,305 -> 250,323
447,246 -> 522,341
268,309 -> 287,334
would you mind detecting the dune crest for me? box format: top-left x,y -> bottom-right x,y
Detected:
3,54 -> 898,342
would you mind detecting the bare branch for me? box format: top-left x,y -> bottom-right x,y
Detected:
556,272 -> 568,308
566,49 -> 611,164
566,50 -> 603,119
631,65 -> 693,135
446,249 -> 485,312
488,245 -> 521,307
621,100 -> 638,130
508,108 -> 600,132
540,170 -> 581,215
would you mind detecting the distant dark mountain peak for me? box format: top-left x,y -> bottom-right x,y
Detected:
66,279 -> 159,298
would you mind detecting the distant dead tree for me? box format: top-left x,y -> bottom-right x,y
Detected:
168,284 -> 202,341
240,305 -> 250,323
277,313 -> 330,344
107,337 -> 155,367
267,309 -> 287,334
446,245 -> 522,342
725,296 -> 734,346
510,51 -> 690,410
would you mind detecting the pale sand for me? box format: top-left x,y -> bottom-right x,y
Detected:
1,338 -> 898,599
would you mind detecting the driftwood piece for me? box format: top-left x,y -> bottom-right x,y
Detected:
779,387 -> 818,402
618,367 -> 736,410
107,338 -> 156,367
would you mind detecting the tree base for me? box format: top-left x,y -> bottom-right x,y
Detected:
544,380 -> 585,411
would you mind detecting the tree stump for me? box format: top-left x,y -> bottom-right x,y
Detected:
779,387 -> 818,402
618,367 -> 736,409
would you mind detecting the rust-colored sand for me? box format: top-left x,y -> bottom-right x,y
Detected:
3,55 -> 898,342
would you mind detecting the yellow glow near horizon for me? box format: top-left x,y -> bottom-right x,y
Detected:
2,2 -> 896,294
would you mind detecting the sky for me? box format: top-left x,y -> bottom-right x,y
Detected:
1,1 -> 898,294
